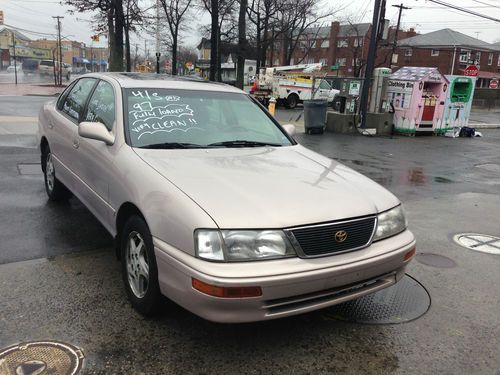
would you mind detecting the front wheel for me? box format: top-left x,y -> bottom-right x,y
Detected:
121,216 -> 161,316
42,145 -> 72,201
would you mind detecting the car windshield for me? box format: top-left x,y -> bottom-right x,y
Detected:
124,88 -> 293,148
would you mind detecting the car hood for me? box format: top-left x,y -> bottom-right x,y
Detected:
134,145 -> 400,229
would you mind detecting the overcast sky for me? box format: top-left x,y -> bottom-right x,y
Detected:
1,0 -> 499,55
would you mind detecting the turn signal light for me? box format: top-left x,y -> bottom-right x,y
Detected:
192,278 -> 262,298
404,246 -> 416,261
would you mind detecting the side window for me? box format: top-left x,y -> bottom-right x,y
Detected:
56,81 -> 76,110
319,80 -> 331,90
84,80 -> 116,131
62,78 -> 97,122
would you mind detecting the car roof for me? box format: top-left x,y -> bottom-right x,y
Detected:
82,72 -> 245,94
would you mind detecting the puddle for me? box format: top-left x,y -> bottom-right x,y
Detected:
416,253 -> 457,268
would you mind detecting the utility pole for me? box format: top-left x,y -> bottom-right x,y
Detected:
359,0 -> 384,129
390,4 -> 411,68
156,0 -> 160,74
53,16 -> 64,86
11,32 -> 18,85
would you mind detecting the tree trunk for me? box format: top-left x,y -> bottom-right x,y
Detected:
209,0 -> 218,81
236,0 -> 247,89
111,0 -> 124,72
107,7 -> 116,71
172,31 -> 178,75
255,16 -> 261,70
217,30 -> 222,82
125,24 -> 131,72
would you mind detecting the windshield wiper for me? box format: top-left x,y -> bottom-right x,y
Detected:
207,140 -> 283,148
138,142 -> 206,149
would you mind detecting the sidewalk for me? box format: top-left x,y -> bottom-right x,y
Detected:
0,83 -> 65,97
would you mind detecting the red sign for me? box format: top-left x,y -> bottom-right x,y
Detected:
463,65 -> 479,77
490,79 -> 499,89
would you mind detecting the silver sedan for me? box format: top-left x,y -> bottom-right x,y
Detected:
37,73 -> 416,323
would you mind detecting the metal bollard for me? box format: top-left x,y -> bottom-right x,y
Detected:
268,97 -> 277,116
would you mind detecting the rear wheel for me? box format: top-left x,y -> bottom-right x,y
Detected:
42,145 -> 72,201
286,94 -> 299,109
121,215 -> 161,316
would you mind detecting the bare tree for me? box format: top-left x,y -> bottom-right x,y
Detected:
64,0 -> 142,71
275,0 -> 336,65
246,0 -> 282,68
200,0 -> 237,81
159,0 -> 193,75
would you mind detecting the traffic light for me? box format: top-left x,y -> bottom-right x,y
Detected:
91,35 -> 99,42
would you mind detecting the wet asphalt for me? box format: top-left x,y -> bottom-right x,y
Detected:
0,97 -> 499,374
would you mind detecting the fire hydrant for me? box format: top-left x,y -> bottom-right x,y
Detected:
268,97 -> 277,116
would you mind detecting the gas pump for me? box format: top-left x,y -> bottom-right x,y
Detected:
336,79 -> 362,113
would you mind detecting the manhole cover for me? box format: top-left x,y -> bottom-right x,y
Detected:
322,275 -> 430,324
0,341 -> 84,375
453,233 -> 500,255
475,163 -> 500,172
416,253 -> 457,268
17,163 -> 42,175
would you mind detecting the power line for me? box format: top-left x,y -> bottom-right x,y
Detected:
423,0 -> 500,22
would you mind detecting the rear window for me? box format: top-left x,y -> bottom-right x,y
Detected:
23,59 -> 39,70
40,61 -> 54,67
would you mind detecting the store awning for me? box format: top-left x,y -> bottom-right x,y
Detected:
72,56 -> 84,63
99,59 -> 107,65
82,58 -> 90,64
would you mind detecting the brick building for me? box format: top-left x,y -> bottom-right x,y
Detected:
393,29 -> 500,87
267,21 -> 417,77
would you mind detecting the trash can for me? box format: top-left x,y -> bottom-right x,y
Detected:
304,99 -> 328,134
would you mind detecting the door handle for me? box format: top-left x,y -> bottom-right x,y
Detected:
47,121 -> 54,129
73,139 -> 80,149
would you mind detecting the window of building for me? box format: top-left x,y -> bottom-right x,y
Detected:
475,51 -> 481,65
321,39 -> 330,48
488,53 -> 493,65
337,39 -> 348,48
336,57 -> 346,66
307,58 -> 315,64
353,38 -> 363,47
319,58 -> 327,65
498,55 -> 500,66
405,49 -> 412,57
431,49 -> 439,56
290,58 -> 295,65
459,53 -> 468,63
310,40 -> 317,49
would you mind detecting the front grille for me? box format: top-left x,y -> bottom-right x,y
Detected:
288,216 -> 376,257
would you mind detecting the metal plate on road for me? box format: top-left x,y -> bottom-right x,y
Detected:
453,233 -> 500,255
0,341 -> 84,375
416,253 -> 457,268
322,275 -> 430,324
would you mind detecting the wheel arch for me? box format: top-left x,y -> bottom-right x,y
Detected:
115,202 -> 147,259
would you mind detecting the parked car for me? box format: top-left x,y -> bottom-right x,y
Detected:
37,73 -> 416,323
6,63 -> 22,73
22,59 -> 40,75
38,59 -> 71,80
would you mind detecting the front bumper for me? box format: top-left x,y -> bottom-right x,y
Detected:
154,229 -> 416,323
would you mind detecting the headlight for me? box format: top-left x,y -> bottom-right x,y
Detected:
195,229 -> 296,261
373,205 -> 407,241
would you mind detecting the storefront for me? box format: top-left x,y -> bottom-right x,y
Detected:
386,67 -> 449,135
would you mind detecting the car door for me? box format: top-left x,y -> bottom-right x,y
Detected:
48,78 -> 97,191
314,79 -> 332,100
75,79 -> 118,232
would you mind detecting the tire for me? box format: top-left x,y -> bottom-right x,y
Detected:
121,215 -> 161,316
42,145 -> 72,201
286,94 -> 299,109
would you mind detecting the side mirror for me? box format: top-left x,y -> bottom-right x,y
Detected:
282,123 -> 296,137
79,121 -> 115,145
